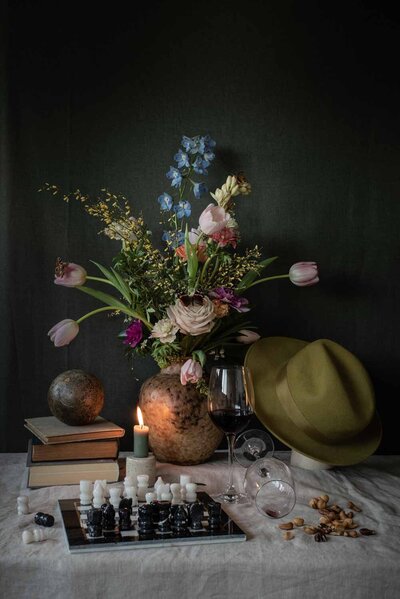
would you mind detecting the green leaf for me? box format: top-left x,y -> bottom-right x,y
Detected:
237,256 -> 278,291
77,285 -> 130,313
111,267 -> 132,304
192,350 -> 206,367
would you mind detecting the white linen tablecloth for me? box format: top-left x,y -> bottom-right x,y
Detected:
0,451 -> 399,599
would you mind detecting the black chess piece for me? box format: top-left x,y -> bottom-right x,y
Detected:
87,508 -> 102,538
188,502 -> 204,530
118,506 -> 132,531
150,501 -> 160,526
137,504 -> 154,534
101,504 -> 116,531
157,502 -> 171,533
207,501 -> 222,530
172,504 -> 189,536
119,498 -> 132,511
34,512 -> 55,527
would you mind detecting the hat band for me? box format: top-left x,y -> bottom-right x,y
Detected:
276,364 -> 332,444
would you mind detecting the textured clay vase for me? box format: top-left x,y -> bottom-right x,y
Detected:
139,364 -> 223,465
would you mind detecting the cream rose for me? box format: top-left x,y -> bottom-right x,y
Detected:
150,318 -> 179,344
166,296 -> 215,336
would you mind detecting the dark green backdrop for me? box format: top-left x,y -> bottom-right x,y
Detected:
1,0 -> 399,453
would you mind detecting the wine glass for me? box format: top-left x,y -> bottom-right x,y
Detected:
208,364 -> 254,503
234,429 -> 275,467
243,457 -> 296,518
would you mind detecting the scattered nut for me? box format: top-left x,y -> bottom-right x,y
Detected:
278,522 -> 294,530
345,511 -> 354,519
292,517 -> 304,527
320,494 -> 329,503
347,530 -> 359,538
347,501 -> 362,512
309,498 -> 319,509
343,518 -> 353,528
304,526 -> 319,535
330,505 -> 341,513
314,531 -> 327,542
359,528 -> 376,536
317,499 -> 327,510
339,510 -> 347,520
283,531 -> 294,540
319,516 -> 330,525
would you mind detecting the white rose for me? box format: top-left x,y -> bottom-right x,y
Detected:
166,296 -> 215,336
150,318 -> 179,344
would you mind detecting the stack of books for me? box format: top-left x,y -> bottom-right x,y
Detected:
24,416 -> 125,488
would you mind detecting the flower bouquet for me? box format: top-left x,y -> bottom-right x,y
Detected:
42,135 -> 318,463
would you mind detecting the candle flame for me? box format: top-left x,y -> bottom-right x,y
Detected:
137,406 -> 144,427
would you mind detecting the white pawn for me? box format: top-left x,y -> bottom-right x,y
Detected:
180,486 -> 187,502
17,496 -> 30,515
160,483 -> 172,502
93,482 -> 105,508
170,483 -> 182,505
137,475 -> 149,501
109,486 -> 122,510
185,483 -> 197,503
79,480 -> 93,506
22,528 -> 49,544
180,474 -> 191,486
145,492 -> 156,504
102,480 -> 109,498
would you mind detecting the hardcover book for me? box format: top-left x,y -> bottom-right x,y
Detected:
24,416 -> 125,444
28,437 -> 120,462
27,458 -> 120,488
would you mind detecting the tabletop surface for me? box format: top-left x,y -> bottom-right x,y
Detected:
1,451 -> 399,599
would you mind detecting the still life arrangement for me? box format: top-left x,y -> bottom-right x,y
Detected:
42,134 -> 319,464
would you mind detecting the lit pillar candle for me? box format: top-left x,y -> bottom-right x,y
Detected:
134,406 -> 149,458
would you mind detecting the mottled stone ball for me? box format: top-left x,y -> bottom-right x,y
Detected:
47,370 -> 104,426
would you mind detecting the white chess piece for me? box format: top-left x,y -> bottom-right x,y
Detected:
154,476 -> 164,493
93,482 -> 105,508
145,492 -> 156,504
137,475 -> 149,501
109,487 -> 122,510
185,483 -> 197,503
123,476 -> 135,497
22,528 -> 50,544
170,483 -> 182,505
17,496 -> 30,515
79,480 -> 93,506
180,474 -> 191,486
102,480 -> 110,498
180,486 -> 187,502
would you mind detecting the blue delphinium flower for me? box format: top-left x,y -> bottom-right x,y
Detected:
166,166 -> 182,188
174,200 -> 191,219
158,192 -> 173,211
162,230 -> 185,248
202,135 -> 216,152
174,149 -> 190,169
193,182 -> 207,199
181,136 -> 194,153
192,155 -> 208,175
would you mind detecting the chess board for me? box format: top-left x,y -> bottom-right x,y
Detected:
58,492 -> 247,553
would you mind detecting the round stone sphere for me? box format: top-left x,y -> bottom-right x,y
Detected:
47,370 -> 104,426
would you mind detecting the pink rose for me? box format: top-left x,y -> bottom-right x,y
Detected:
289,262 -> 319,287
180,359 -> 203,386
199,204 -> 230,235
54,260 -> 87,287
236,329 -> 260,344
48,319 -> 79,347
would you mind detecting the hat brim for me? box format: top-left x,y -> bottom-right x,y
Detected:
245,337 -> 382,466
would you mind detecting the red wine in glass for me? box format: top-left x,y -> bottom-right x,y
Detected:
209,409 -> 253,435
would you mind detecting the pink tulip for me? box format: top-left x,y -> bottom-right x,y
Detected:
180,359 -> 203,386
236,330 -> 261,344
54,262 -> 87,287
199,204 -> 230,235
289,262 -> 319,287
48,319 -> 79,347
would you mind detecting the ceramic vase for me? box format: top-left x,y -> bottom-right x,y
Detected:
139,364 -> 223,465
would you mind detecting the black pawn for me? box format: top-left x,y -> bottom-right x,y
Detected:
34,512 -> 55,527
138,504 -> 154,533
172,505 -> 189,535
118,506 -> 132,531
87,508 -> 102,538
101,504 -> 116,531
208,501 -> 222,530
189,502 -> 204,530
157,502 -> 171,533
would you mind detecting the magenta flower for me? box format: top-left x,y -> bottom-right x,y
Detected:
180,359 -> 203,386
209,287 -> 250,313
48,319 -> 79,347
289,262 -> 319,287
122,320 -> 143,348
54,260 -> 87,287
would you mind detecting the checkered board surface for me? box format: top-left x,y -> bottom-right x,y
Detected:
58,492 -> 246,553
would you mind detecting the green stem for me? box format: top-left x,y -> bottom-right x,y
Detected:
87,276 -> 115,286
244,274 -> 290,290
76,306 -> 117,324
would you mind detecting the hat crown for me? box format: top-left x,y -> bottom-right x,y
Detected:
285,340 -> 375,442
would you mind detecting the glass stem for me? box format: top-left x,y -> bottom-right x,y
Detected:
226,433 -> 236,492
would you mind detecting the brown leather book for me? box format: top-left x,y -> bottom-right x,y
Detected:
27,459 -> 120,488
29,437 -> 120,462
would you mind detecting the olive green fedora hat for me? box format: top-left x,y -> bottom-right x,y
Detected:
244,337 -> 382,465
